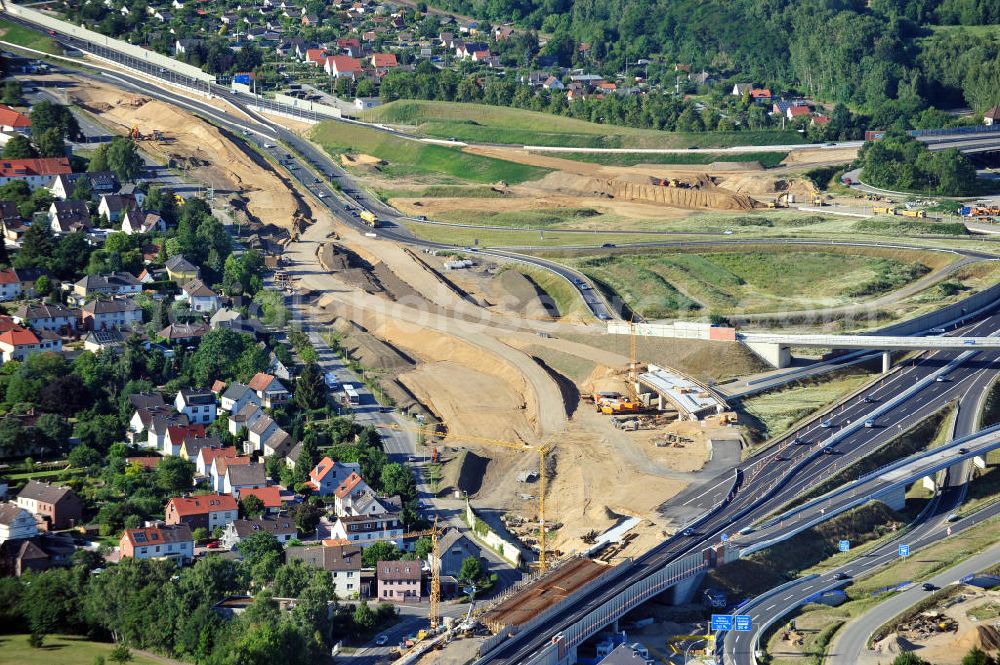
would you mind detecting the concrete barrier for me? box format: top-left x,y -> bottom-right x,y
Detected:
465,500 -> 522,567
3,2 -> 215,82
274,93 -> 342,119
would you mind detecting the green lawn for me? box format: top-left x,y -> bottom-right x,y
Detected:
0,19 -> 61,54
550,150 -> 789,168
503,265 -> 592,320
362,100 -> 807,149
0,635 -> 172,665
568,250 -> 932,318
310,121 -> 548,185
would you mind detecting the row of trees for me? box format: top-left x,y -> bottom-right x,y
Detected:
859,132 -> 979,196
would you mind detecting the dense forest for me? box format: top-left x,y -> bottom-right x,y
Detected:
432,0 -> 1000,122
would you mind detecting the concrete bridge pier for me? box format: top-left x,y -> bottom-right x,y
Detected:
921,475 -> 938,493
882,351 -> 892,374
974,456 -> 988,470
745,342 -> 791,369
880,485 -> 907,511
668,571 -> 706,605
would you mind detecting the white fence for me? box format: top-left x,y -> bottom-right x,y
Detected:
4,2 -> 215,82
465,500 -> 522,567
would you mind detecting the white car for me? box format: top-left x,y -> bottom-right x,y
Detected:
374,635 -> 388,646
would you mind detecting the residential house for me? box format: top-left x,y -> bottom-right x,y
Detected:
221,516 -> 297,550
210,456 -> 251,493
127,392 -> 168,433
12,303 -> 76,334
165,494 -> 238,531
787,105 -> 811,120
146,413 -> 190,451
751,88 -> 772,101
247,372 -> 290,408
985,107 -> 1000,126
235,486 -> 283,513
0,327 -> 61,363
80,299 -> 143,331
0,269 -> 24,302
324,55 -> 362,78
121,210 -> 165,235
308,456 -> 362,496
732,83 -> 752,96
159,322 -> 209,344
224,462 -> 267,496
119,524 -> 194,564
83,330 -> 125,353
164,423 -> 207,457
220,382 -> 260,414
429,529 -> 480,577
336,37 -> 362,57
229,402 -> 264,436
15,480 -> 83,530
0,105 -> 31,136
0,503 -> 39,543
181,279 -> 220,313
286,543 -> 363,599
196,445 -> 237,477
174,38 -> 204,55
542,76 -> 564,90
72,272 -> 142,300
333,472 -> 371,516
165,255 -> 200,283
304,47 -> 328,64
1,215 -> 28,244
178,434 -> 222,462
0,532 -> 75,576
48,199 -> 91,234
0,157 -> 71,190
370,52 -> 398,71
377,560 -> 421,603
330,512 -> 404,547
97,193 -> 137,223
48,171 -> 116,200
175,388 -> 217,425
247,413 -> 280,452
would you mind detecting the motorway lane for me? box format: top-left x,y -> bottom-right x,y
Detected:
721,361 -> 994,664
480,315 -> 1000,664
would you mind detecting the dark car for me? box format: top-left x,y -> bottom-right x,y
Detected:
922,582 -> 937,591
834,572 -> 850,580
602,243 -> 616,248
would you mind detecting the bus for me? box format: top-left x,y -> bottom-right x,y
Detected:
343,384 -> 361,405
360,210 -> 379,227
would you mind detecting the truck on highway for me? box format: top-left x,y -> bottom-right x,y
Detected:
342,384 -> 361,405
900,209 -> 926,218
872,205 -> 897,215
360,210 -> 379,227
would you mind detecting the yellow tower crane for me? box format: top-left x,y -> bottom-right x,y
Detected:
402,516 -> 442,630
376,423 -> 556,572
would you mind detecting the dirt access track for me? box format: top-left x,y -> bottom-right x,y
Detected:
61,75 -> 307,232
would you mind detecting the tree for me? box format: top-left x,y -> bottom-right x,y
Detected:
156,456 -> 195,493
1,80 -> 22,105
458,555 -> 485,584
192,527 -> 209,544
237,530 -> 283,565
33,274 -> 51,298
105,137 -> 143,183
352,600 -> 377,631
29,100 -> 80,143
380,463 -> 415,500
35,413 -> 72,452
292,434 -> 319,484
35,127 -> 66,158
415,537 -> 433,560
892,654 -> 931,665
272,559 -> 313,598
962,648 -> 997,665
108,644 -> 133,665
240,494 -> 266,519
361,540 -> 401,567
15,222 -> 54,270
68,444 -> 103,469
292,499 -> 324,535
3,134 -> 36,158
293,361 -> 326,411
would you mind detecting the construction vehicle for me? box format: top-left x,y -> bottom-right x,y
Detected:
360,210 -> 379,227
600,399 -> 641,415
812,195 -> 824,206
873,205 -> 897,215
900,209 -> 926,218
377,422 -> 556,572
174,194 -> 185,206
129,125 -> 140,140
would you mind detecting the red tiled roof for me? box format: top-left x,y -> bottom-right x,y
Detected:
238,485 -> 282,508
0,105 -> 30,128
788,105 -> 811,117
0,268 -> 18,284
305,48 -> 327,61
0,328 -> 39,347
167,494 -> 237,516
248,372 -> 274,392
335,471 -> 364,498
167,424 -> 206,444
198,446 -> 237,466
126,457 -> 161,469
327,55 -> 361,72
311,456 -> 336,482
371,53 -> 397,67
751,88 -> 772,98
0,157 -> 71,178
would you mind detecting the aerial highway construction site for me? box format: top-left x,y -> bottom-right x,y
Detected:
7,10 -> 1000,665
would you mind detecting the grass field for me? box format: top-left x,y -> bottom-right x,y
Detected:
0,19 -> 61,54
740,369 -> 876,443
550,150 -> 789,168
311,121 -> 549,184
853,218 -> 969,236
568,250 -> 931,318
400,221 -> 669,247
0,635 -> 170,665
502,265 -> 592,320
363,100 -> 808,149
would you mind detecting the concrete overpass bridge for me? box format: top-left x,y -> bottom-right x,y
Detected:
738,331 -> 1000,368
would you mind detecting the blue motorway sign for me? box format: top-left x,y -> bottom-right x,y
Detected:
711,614 -> 734,631
899,544 -> 910,557
734,615 -> 752,632
839,540 -> 850,552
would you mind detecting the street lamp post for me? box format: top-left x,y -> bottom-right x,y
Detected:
684,637 -> 707,664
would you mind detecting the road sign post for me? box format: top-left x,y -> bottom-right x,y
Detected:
899,544 -> 910,558
735,616 -> 752,632
711,615 -> 734,631
839,540 -> 850,553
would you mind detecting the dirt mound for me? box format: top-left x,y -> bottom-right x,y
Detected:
445,449 -> 491,496
341,153 -> 384,166
978,625 -> 1000,652
327,318 -> 416,372
492,269 -> 557,319
719,174 -> 817,197
585,176 -> 757,211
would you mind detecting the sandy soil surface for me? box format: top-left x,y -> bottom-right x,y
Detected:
870,590 -> 1000,665
65,76 -> 305,231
